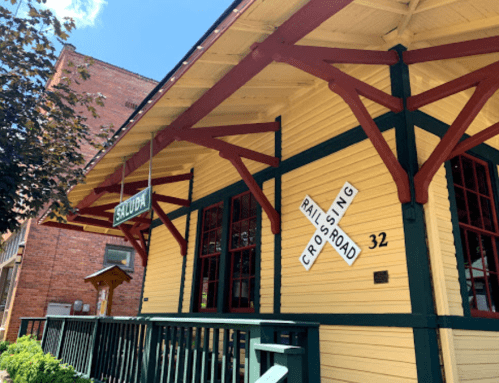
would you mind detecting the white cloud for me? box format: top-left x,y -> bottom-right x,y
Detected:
43,0 -> 107,28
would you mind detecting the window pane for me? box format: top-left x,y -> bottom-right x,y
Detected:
241,193 -> 250,219
476,163 -> 489,195
106,248 -> 131,267
481,196 -> 495,232
451,157 -> 463,186
467,191 -> 482,228
462,156 -> 476,191
455,187 -> 468,224
250,194 -> 257,217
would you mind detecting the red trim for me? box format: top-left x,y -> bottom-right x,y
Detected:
221,153 -> 280,234
447,122 -> 499,161
403,36 -> 499,64
119,224 -> 148,267
79,203 -> 119,215
414,80 -> 499,204
288,45 -> 399,65
41,221 -> 122,238
94,173 -> 193,195
152,194 -> 190,207
70,215 -> 135,231
151,200 -> 187,256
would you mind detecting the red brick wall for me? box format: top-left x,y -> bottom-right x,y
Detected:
3,46 -> 156,342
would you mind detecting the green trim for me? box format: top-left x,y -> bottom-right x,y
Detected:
189,209 -> 204,313
390,45 -> 442,383
178,168 -> 195,313
438,315 -> 499,331
274,117 -> 282,315
138,209 -> 154,314
255,194 -> 262,314
444,161 -> 471,317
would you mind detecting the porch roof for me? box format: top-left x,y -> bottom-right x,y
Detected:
41,0 -> 499,236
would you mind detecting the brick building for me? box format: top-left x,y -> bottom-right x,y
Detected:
0,45 -> 157,341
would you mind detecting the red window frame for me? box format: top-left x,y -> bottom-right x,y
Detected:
197,202 -> 224,313
451,154 -> 499,318
228,191 -> 257,313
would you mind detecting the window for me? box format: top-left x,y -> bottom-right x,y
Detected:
104,245 -> 134,272
451,155 -> 499,317
197,191 -> 258,313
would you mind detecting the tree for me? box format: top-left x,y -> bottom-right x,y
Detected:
0,0 -> 112,234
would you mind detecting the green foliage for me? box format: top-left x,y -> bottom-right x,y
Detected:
0,0 -> 114,234
0,336 -> 94,383
0,340 -> 10,355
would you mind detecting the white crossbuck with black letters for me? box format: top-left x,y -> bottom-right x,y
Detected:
299,182 -> 361,270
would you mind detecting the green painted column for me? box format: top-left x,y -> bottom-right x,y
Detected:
390,44 -> 443,383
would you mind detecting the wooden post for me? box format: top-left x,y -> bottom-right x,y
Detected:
141,322 -> 161,383
248,324 -> 275,383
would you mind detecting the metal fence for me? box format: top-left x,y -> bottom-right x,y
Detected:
19,316 -> 320,383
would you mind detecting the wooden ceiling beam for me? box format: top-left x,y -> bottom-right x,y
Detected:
355,0 -> 408,15
413,0 -> 461,14
413,15 -> 499,42
397,0 -> 421,36
175,78 -> 315,89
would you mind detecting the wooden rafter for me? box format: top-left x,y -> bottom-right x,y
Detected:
120,224 -> 148,267
397,0 -> 420,36
152,200 -> 187,256
447,122 -> 499,161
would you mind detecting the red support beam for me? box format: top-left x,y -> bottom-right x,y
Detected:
407,60 -> 499,111
79,211 -> 150,225
119,224 -> 148,267
71,215 -> 135,231
77,0 -> 355,211
289,45 -> 400,65
42,221 -> 124,238
94,173 -> 193,195
328,81 -> 411,203
220,152 -> 280,234
447,122 -> 499,161
173,128 -> 279,167
197,121 -> 280,138
272,45 -> 403,113
79,202 -> 119,215
139,231 -> 148,254
403,35 -> 499,64
152,200 -> 188,256
153,194 -> 190,207
414,79 -> 499,204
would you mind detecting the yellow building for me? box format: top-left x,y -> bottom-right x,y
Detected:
36,1 -> 499,382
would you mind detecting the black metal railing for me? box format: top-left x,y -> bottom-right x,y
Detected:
17,317 -> 46,340
19,315 -> 320,383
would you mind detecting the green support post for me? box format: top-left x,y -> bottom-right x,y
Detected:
86,318 -> 100,378
248,324 -> 275,383
304,326 -> 320,383
56,318 -> 67,360
17,319 -> 29,338
141,322 -> 161,383
41,318 -> 49,351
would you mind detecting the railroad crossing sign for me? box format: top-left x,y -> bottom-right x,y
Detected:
299,182 -> 361,270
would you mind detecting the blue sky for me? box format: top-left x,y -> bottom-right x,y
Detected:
13,0 -> 236,81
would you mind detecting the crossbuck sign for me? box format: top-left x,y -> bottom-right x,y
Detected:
299,182 -> 361,270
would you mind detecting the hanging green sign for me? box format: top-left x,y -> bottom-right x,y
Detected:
113,187 -> 151,227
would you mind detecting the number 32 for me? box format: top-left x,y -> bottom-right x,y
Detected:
369,232 -> 388,249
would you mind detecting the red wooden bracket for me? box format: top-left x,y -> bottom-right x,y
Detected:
69,215 -> 134,231
196,121 -> 280,138
119,224 -> 148,267
328,81 -> 411,203
139,231 -> 148,254
94,173 -> 193,195
220,152 -> 280,234
288,45 -> 400,65
413,79 -> 499,204
79,202 -> 119,215
152,200 -> 188,256
153,194 -> 190,207
403,35 -> 499,64
42,221 -> 122,238
447,121 -> 499,161
80,211 -> 150,225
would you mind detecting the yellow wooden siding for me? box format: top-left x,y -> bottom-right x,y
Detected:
141,216 -> 186,313
281,65 -> 391,160
280,129 -> 411,313
182,210 -> 198,313
191,132 -> 275,202
260,179 -> 275,313
454,329 -> 499,382
320,325 -> 417,382
154,177 -> 190,215
415,128 -> 463,317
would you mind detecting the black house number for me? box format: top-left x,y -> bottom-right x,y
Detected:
369,232 -> 388,249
